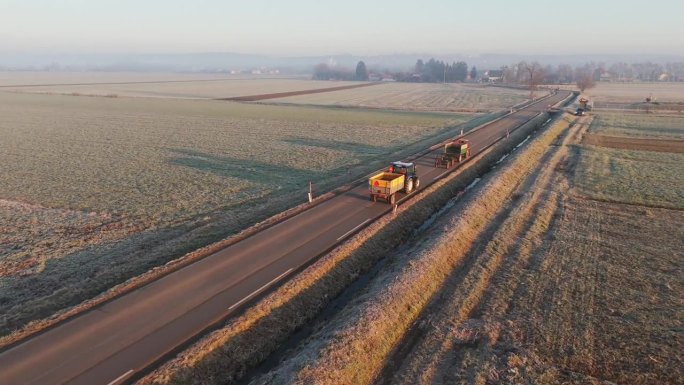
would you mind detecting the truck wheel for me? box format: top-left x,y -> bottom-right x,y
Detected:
389,194 -> 396,205
414,178 -> 420,189
370,194 -> 376,202
405,179 -> 414,194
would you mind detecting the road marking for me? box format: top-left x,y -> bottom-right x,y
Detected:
336,219 -> 371,241
229,268 -> 294,310
107,369 -> 134,385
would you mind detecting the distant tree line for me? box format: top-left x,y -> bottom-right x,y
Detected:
499,61 -> 684,85
312,63 -> 354,81
313,58 -> 475,83
312,60 -> 370,81
407,59 -> 470,82
313,59 -> 684,91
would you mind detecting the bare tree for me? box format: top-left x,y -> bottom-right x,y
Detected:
557,64 -> 574,83
523,62 -> 545,99
575,69 -> 596,93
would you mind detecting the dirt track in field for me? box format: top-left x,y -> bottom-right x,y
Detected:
583,134 -> 684,153
220,82 -> 381,101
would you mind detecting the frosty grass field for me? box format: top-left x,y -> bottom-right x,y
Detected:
270,82 -> 532,112
1,75 -> 529,334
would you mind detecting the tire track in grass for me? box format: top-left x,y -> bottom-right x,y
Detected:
486,119 -> 609,381
457,190 -> 563,384
454,120 -> 583,383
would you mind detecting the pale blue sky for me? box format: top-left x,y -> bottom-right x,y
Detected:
2,0 -> 682,55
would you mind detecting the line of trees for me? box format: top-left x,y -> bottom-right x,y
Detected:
313,59 -> 684,94
497,61 -> 598,95
313,58 -> 476,83
409,59 -> 470,82
500,61 -> 684,85
312,60 -> 370,81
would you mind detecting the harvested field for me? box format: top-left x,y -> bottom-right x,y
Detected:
583,134 -> 684,153
0,71 -> 254,86
574,114 -> 684,209
268,83 -> 535,113
0,73 -> 359,100
243,111 -> 682,385
588,112 -> 684,139
558,82 -> 684,104
0,90 -> 474,335
573,146 -> 684,209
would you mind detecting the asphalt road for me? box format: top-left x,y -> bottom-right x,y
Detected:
0,91 -> 572,385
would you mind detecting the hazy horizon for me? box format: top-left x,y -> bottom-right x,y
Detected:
3,0 -> 682,57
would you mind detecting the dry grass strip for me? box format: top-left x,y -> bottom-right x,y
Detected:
135,114 -> 555,384
388,117 -> 578,385
248,115 -> 575,385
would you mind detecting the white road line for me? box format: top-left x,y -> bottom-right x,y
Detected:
229,268 -> 294,310
107,369 -> 134,385
336,219 -> 371,241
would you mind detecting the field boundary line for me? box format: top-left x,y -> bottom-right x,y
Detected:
217,82 -> 382,101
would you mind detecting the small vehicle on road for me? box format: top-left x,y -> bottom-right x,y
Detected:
435,138 -> 471,168
368,161 -> 420,204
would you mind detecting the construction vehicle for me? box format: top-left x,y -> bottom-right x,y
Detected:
434,138 -> 471,168
368,161 -> 420,204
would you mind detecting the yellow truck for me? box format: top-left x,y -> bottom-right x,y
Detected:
368,162 -> 419,204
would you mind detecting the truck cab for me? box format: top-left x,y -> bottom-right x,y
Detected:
388,161 -> 420,192
368,161 -> 421,204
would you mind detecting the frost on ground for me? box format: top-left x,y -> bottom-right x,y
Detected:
0,89 -> 470,335
269,83 -> 534,112
0,200 -> 138,277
